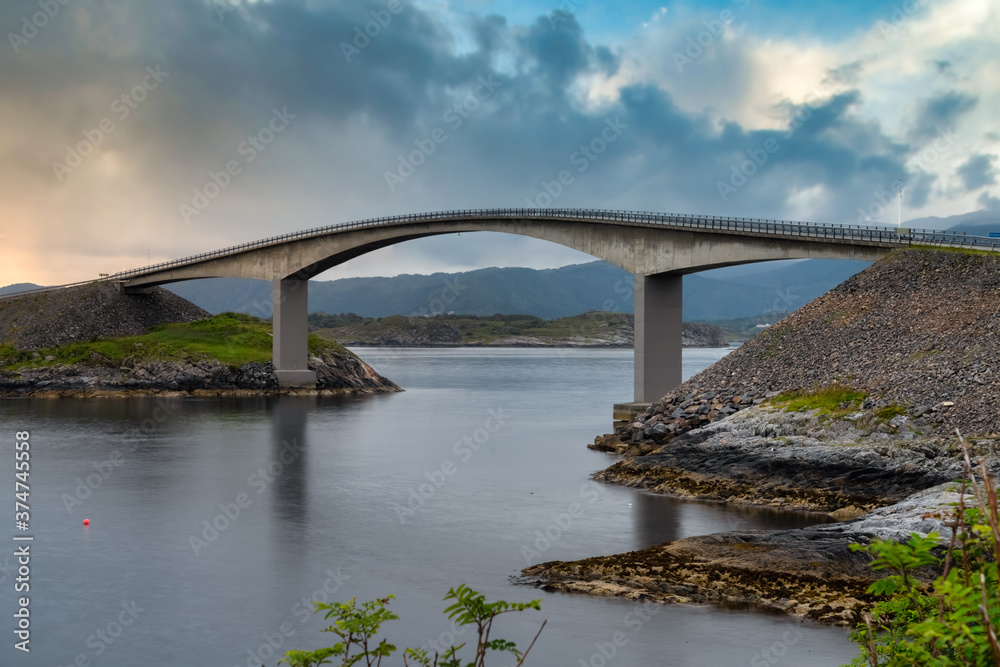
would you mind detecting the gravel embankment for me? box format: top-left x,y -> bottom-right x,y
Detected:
0,282 -> 209,350
596,248 -> 1000,457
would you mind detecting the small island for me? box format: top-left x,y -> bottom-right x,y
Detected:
0,282 -> 399,397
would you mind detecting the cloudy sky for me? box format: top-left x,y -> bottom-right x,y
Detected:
1,0 -> 998,287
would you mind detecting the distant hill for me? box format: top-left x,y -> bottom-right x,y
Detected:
164,259 -> 871,322
906,209 -> 1000,235
309,312 -> 733,348
0,283 -> 42,296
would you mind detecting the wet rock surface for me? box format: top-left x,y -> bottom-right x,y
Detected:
520,483 -> 960,625
595,404 -> 994,512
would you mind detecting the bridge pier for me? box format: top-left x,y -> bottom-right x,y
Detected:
272,278 -> 317,388
633,272 -> 682,403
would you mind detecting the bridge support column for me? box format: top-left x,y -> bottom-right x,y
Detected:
633,272 -> 682,403
272,278 -> 317,389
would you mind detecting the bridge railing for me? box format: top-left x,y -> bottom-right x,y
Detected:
10,209 -> 996,297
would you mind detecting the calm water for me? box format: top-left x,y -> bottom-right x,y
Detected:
0,348 -> 856,666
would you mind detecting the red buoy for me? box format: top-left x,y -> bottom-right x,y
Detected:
83,519 -> 90,526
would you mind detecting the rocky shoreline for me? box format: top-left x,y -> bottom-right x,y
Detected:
0,350 -> 400,398
520,482 -> 957,625
521,402 -> 998,625
520,400 -> 992,624
0,282 -> 402,398
519,248 -> 1000,626
592,402 -> 988,513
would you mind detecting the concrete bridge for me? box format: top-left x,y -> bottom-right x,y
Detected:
96,208 -> 996,403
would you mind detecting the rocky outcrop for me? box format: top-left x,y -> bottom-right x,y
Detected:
680,323 -> 731,347
0,282 -> 209,350
520,483 -> 960,625
0,350 -> 400,397
593,387 -> 775,455
594,403 -> 995,513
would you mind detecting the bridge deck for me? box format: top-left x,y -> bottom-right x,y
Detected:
5,208 -> 996,298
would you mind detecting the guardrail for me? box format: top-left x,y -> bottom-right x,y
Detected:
4,208 -> 997,299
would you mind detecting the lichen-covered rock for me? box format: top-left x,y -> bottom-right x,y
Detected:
595,404 -> 996,513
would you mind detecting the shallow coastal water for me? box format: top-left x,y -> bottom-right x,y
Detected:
0,348 -> 856,666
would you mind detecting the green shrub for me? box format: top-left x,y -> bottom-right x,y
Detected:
843,436 -> 1000,666
281,584 -> 544,667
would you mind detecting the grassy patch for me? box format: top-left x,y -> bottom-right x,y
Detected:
824,310 -> 850,325
874,405 -> 906,422
0,313 -> 347,371
906,245 -> 1000,257
771,386 -> 866,415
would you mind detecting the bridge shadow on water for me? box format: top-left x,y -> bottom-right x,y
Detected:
267,396 -> 314,541
632,491 -> 836,548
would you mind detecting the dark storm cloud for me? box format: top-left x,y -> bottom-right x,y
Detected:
979,193 -> 1000,211
519,13 -> 596,89
0,0 -> 947,232
907,91 -> 978,143
956,154 -> 997,191
679,90 -> 915,218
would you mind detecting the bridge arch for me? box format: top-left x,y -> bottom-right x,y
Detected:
112,208 -> 928,401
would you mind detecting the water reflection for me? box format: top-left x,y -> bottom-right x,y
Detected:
633,492 -> 837,548
268,396 -> 312,531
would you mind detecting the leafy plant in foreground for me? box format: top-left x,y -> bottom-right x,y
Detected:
280,584 -> 545,667
844,433 -> 1000,666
